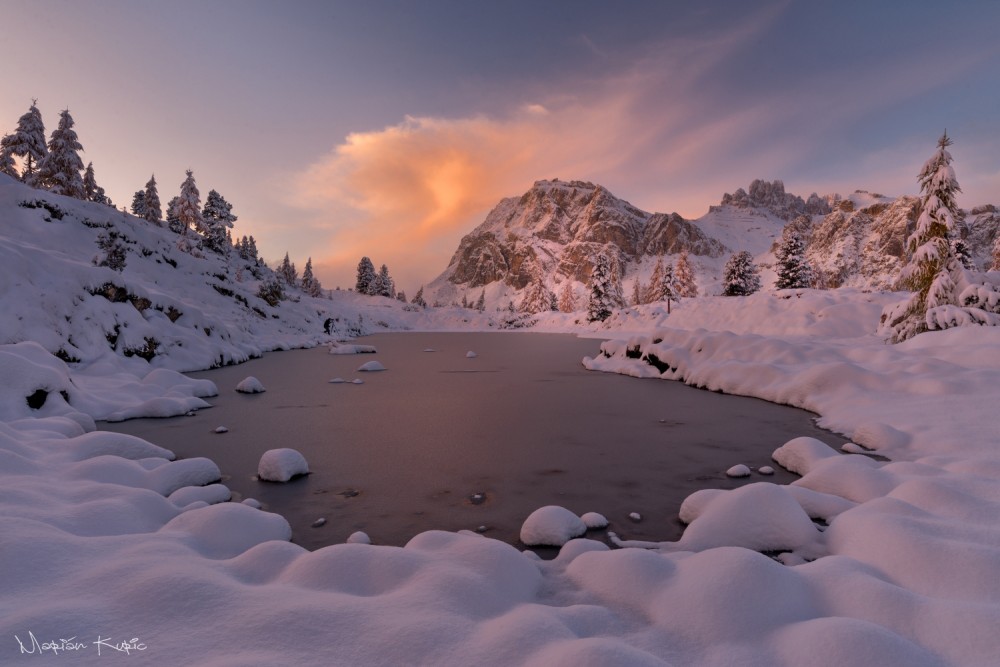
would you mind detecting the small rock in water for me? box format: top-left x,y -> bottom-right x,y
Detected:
347,531 -> 371,545
726,464 -> 752,478
581,512 -> 609,529
339,488 -> 360,498
312,517 -> 327,528
213,426 -> 229,434
469,492 -> 486,505
629,512 -> 642,522
185,411 -> 196,417
475,525 -> 488,533
351,379 -> 364,385
466,351 -> 477,358
758,465 -> 775,475
329,377 -> 346,384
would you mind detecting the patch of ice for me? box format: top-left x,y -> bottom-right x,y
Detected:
257,448 -> 309,482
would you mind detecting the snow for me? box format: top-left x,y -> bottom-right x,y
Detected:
520,505 -> 587,546
257,448 -> 309,482
466,350 -> 478,358
725,463 -> 751,477
347,531 -> 372,545
357,360 -> 386,371
4,174 -> 1000,664
580,512 -> 609,529
758,465 -> 775,475
235,376 -> 265,393
213,425 -> 228,433
329,343 -> 377,354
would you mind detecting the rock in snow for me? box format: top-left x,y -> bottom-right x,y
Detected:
357,360 -> 386,372
235,376 -> 266,394
726,464 -> 752,478
257,448 -> 309,482
520,505 -> 586,546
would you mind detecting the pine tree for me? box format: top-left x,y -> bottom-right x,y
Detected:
396,291 -> 407,303
722,251 -> 761,296
277,252 -> 298,285
951,238 -> 973,270
587,253 -> 616,322
774,226 -> 813,289
0,141 -> 19,179
476,289 -> 486,312
246,235 -> 259,263
143,175 -> 162,225
83,162 -> 98,201
131,190 -> 146,217
519,270 -> 554,315
674,250 -> 698,297
880,133 -> 1000,341
411,286 -> 427,307
175,170 -> 204,237
607,254 -> 625,308
301,257 -> 323,296
631,278 -> 644,306
356,257 -> 377,295
558,281 -> 576,312
644,256 -> 676,303
166,196 -> 184,234
36,109 -> 85,198
202,189 -> 237,253
1,100 -> 47,185
376,264 -> 394,298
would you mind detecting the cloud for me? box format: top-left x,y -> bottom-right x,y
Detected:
287,3 -> 995,291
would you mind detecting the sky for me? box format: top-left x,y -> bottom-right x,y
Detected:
2,0 -> 998,292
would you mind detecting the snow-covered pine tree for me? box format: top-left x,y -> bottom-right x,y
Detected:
131,190 -> 146,216
301,257 -> 323,297
202,189 -> 237,254
356,257 -> 377,295
558,281 -> 576,312
0,142 -> 19,178
645,256 -> 675,303
36,109 -> 85,198
880,133 -> 1000,342
277,252 -> 298,286
94,231 -> 127,272
143,175 -> 162,225
174,170 -> 204,238
476,289 -> 486,312
411,286 -> 427,307
519,271 -> 553,315
608,254 -> 626,308
377,264 -> 394,298
166,196 -> 184,233
83,162 -> 98,201
587,253 -> 616,322
631,278 -> 644,306
774,226 -> 813,289
396,290 -> 407,302
1,100 -> 47,185
722,250 -> 761,296
674,250 -> 698,297
951,238 -> 973,270
246,235 -> 259,264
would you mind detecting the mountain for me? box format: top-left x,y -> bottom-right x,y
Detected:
426,179 -> 1000,309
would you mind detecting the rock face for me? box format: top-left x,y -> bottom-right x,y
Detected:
427,179 -> 999,308
441,179 -> 725,290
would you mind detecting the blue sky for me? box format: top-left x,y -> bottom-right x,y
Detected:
2,0 -> 998,290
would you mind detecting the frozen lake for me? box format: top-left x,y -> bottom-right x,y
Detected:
103,332 -> 847,550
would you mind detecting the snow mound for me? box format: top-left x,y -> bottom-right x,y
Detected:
726,464 -> 751,477
466,351 -> 478,358
357,360 -> 386,372
520,506 -> 586,546
759,465 -> 775,475
581,512 -> 609,529
329,343 -> 377,355
328,377 -> 345,384
235,376 -> 266,394
347,531 -> 372,545
772,436 -> 840,475
160,502 -> 292,558
213,426 -> 228,434
257,448 -> 309,482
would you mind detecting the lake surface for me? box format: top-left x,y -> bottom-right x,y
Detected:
102,332 -> 847,551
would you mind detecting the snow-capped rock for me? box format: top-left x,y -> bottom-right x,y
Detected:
257,448 -> 309,482
235,376 -> 265,394
520,505 -> 586,546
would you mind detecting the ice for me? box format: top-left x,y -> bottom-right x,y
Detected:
329,343 -> 377,354
520,505 -> 586,546
357,360 -> 386,372
235,376 -> 266,394
257,448 -> 309,482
